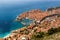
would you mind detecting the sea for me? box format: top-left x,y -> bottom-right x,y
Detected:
0,1 -> 60,38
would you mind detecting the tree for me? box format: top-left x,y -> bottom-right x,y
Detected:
47,28 -> 57,35
34,32 -> 44,38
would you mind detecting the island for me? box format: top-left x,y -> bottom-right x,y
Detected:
1,7 -> 60,40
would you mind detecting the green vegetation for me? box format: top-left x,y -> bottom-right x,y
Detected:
30,32 -> 44,40
30,32 -> 60,40
34,32 -> 44,38
47,27 -> 60,35
47,28 -> 57,35
56,27 -> 60,32
30,26 -> 60,40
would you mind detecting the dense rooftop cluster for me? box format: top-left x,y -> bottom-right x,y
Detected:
1,7 -> 60,40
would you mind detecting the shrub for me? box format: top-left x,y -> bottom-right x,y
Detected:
57,27 -> 60,32
47,28 -> 57,35
34,32 -> 44,38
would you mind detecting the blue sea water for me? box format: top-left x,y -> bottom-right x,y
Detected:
0,1 -> 60,38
